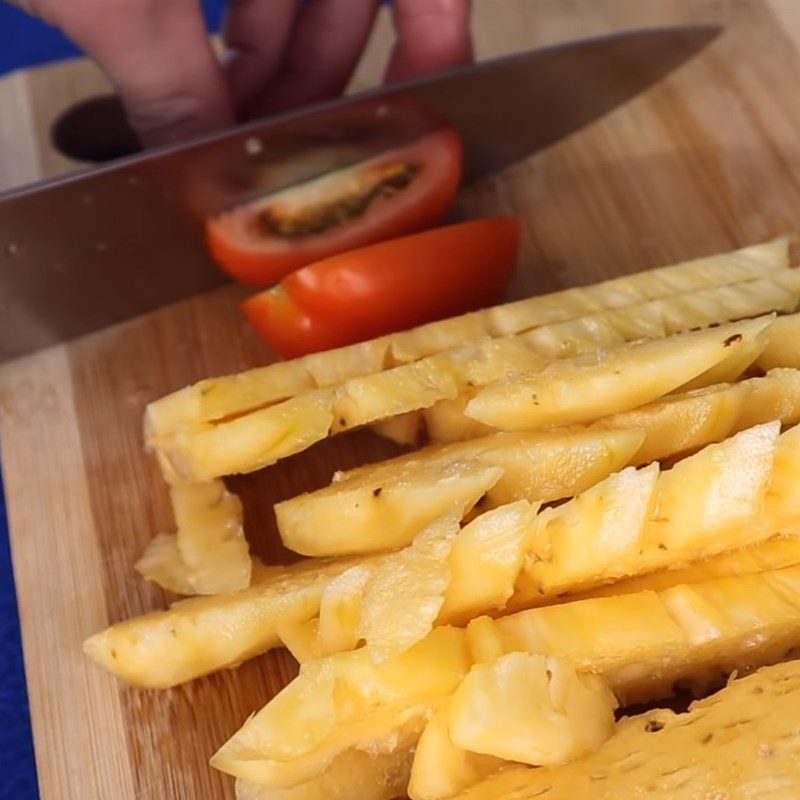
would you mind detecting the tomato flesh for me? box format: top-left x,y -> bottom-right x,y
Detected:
207,127 -> 462,285
242,217 -> 520,359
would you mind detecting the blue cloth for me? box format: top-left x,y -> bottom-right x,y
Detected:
0,5 -> 231,796
0,1 -> 227,76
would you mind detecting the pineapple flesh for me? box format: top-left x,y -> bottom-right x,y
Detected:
373,271 -> 800,448
277,422 -> 799,665
519,422 -> 781,601
213,564 -> 800,793
276,428 -> 644,557
448,653 -> 617,765
408,700 -> 503,800
466,317 -> 773,431
357,507 -> 465,664
82,556 -> 379,688
450,659 -> 800,800
144,238 -> 790,442
150,281 -> 794,483
136,480 -> 251,595
596,367 -> 800,464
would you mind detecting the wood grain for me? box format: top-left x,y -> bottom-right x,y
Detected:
3,1 -> 800,797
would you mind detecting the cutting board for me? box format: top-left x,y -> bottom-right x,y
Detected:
4,1 -> 800,797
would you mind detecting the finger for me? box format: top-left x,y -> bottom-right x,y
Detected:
26,0 -> 234,147
253,0 -> 380,117
386,0 -> 473,83
223,0 -> 298,113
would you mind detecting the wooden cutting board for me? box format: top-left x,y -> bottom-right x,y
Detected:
3,1 -> 800,797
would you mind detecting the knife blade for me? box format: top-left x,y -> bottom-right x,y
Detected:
0,25 -> 718,362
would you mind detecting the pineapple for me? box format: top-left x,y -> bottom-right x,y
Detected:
448,654 -> 617,765
235,718 -> 419,800
357,507 -> 465,663
466,317 -> 773,431
132,532 -> 198,596
495,566 -> 800,704
144,238 -> 789,441
485,236 -> 790,336
213,565 -> 800,794
277,423 -> 798,665
566,532 -> 800,603
276,428 -> 643,557
277,460 -> 503,556
518,270 -> 800,360
449,660 -> 800,800
211,626 -> 471,786
136,480 -> 251,595
756,311 -> 800,371
156,390 -> 334,482
520,422 -> 781,600
83,555 -> 378,688
408,700 -> 503,800
442,502 -> 537,623
153,298 -> 793,482
595,367 -> 800,464
317,564 -> 374,657
374,273 -> 800,448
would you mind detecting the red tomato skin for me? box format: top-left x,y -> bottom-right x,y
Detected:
242,217 -> 520,358
207,128 -> 463,286
285,217 -> 520,335
241,288 -> 349,359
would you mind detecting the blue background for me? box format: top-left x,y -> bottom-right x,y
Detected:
0,4 -> 228,797
0,1 -> 227,76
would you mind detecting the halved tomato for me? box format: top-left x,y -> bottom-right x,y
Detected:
242,217 -> 520,359
206,127 -> 463,285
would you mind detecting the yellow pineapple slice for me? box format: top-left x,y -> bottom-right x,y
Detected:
567,532 -> 800,603
277,428 -> 643,557
595,370 -> 781,464
276,616 -> 320,663
466,317 -> 772,431
518,270 -> 800,360
145,238 -> 789,441
678,322 -> 771,391
495,566 -> 800,704
82,556 -> 376,688
525,464 -> 659,592
235,717 -> 418,800
155,390 -> 334,482
521,423 -> 780,599
153,296 -> 792,480
213,565 -> 800,793
756,311 -> 800,370
448,654 -> 617,765
642,422 -> 778,555
357,507 -> 465,663
408,700 -> 503,800
277,462 -> 502,557
136,480 -> 251,595
763,422 -> 800,527
448,660 -> 800,800
442,501 -> 537,623
211,626 -> 471,786
375,272 -> 800,448
132,532 -> 198,595
485,237 -> 790,336
317,564 -> 373,657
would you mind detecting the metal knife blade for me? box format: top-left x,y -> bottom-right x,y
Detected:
0,25 -> 718,362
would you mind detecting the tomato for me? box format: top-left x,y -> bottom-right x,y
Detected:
207,127 -> 463,285
242,218 -> 520,359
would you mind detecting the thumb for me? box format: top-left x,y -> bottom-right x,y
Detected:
21,0 -> 234,147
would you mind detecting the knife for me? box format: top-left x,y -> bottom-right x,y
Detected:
0,25 -> 719,362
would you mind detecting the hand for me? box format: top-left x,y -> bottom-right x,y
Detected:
10,0 -> 472,147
